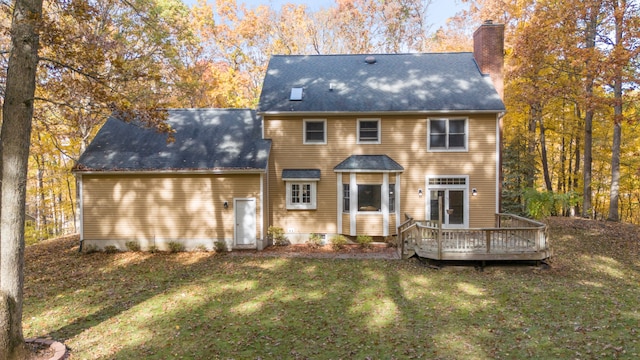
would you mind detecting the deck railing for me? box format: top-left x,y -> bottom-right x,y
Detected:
398,213 -> 550,261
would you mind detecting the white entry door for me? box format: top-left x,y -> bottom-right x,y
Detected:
234,198 -> 256,246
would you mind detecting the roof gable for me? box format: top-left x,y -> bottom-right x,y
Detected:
258,53 -> 505,114
75,109 -> 271,172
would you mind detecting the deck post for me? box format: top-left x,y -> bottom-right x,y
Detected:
438,195 -> 443,260
412,213 -> 549,262
485,230 -> 491,253
399,226 -> 405,258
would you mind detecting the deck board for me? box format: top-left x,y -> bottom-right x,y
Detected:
399,214 -> 551,261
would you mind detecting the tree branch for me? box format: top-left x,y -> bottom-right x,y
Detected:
38,56 -> 105,83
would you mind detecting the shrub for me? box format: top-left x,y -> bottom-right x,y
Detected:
104,245 -> 119,254
523,188 -> 555,219
330,235 -> 347,250
148,245 -> 159,253
306,233 -> 324,249
214,240 -> 228,253
25,224 -> 47,246
524,189 -> 580,219
167,241 -> 185,253
268,226 -> 290,246
195,244 -> 209,252
356,235 -> 373,249
385,235 -> 398,248
83,244 -> 99,254
125,241 -> 141,252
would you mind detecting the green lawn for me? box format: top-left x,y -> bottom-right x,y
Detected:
24,218 -> 639,359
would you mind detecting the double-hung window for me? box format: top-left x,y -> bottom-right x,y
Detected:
303,119 -> 326,144
357,119 -> 380,144
342,184 -> 350,212
428,118 -> 467,151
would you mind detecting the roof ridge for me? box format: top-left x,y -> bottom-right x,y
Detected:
166,108 -> 255,111
270,52 -> 473,57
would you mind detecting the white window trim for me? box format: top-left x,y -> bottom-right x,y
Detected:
303,119 -> 327,145
286,181 -> 317,210
338,173 -> 398,237
357,118 -> 381,144
427,117 -> 468,152
425,175 -> 469,229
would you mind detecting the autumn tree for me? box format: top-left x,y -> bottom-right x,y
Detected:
1,0 -> 195,356
454,0 -> 640,223
1,0 -> 44,357
602,0 -> 640,221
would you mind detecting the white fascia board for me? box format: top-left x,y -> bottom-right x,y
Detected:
333,169 -> 403,173
73,169 -> 266,175
258,110 -> 504,117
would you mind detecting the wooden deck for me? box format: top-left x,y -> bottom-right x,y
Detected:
398,214 -> 551,261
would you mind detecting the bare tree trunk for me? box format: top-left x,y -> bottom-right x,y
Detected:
538,109 -> 553,192
35,155 -> 47,236
559,134 -> 566,194
607,0 -> 625,222
67,176 -> 76,232
581,3 -> 600,219
608,97 -> 622,222
573,104 -> 582,216
527,105 -> 538,189
0,0 -> 43,358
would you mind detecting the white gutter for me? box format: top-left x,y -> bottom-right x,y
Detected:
334,169 -> 403,173
73,169 -> 267,175
257,110 -> 505,117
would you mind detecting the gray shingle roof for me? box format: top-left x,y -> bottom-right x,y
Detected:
282,169 -> 321,180
258,53 -> 505,113
334,155 -> 404,172
75,109 -> 271,172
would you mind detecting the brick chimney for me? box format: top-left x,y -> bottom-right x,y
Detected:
473,20 -> 505,99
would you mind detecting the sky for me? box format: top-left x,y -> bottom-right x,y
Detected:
184,0 -> 467,29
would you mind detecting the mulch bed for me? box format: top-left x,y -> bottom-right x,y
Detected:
231,243 -> 400,259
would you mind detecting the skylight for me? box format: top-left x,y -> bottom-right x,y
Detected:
290,87 -> 303,101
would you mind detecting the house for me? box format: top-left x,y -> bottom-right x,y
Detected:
258,22 -> 505,243
74,22 -> 512,252
74,109 -> 271,251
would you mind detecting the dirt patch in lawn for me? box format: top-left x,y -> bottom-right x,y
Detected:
25,338 -> 68,360
230,243 -> 400,259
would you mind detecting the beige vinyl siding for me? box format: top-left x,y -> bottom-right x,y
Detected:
82,174 -> 262,242
265,113 -> 498,235
342,213 -> 350,234
356,173 -> 382,184
262,172 -> 270,239
356,215 -> 383,236
389,214 -> 397,235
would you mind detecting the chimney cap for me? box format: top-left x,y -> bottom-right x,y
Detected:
484,20 -> 494,24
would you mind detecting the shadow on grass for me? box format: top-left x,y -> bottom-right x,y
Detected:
23,222 -> 640,359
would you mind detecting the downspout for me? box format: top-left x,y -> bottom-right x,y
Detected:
497,111 -> 505,215
76,173 -> 84,252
